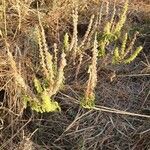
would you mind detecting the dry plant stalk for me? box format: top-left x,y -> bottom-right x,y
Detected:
38,11 -> 54,85
52,50 -> 66,95
69,7 -> 78,63
79,14 -> 95,48
76,14 -> 95,80
98,1 -> 104,25
86,16 -> 99,48
124,31 -> 139,56
63,33 -> 69,52
75,53 -> 83,81
81,33 -> 98,108
4,40 -> 27,91
16,0 -> 21,30
113,0 -> 128,35
54,43 -> 58,70
2,0 -> 7,36
36,26 -> 49,79
110,0 -> 116,30
105,1 -> 109,20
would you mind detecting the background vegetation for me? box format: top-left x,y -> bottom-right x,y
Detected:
0,0 -> 150,149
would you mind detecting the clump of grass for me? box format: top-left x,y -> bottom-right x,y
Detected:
97,0 -> 143,65
24,13 -> 67,113
77,0 -> 143,108
112,31 -> 143,64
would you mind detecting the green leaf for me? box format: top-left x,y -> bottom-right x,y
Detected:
41,90 -> 61,112
34,78 -> 43,94
112,47 -> 120,64
124,46 -> 143,64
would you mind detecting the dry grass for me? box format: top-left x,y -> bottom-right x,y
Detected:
0,0 -> 150,150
